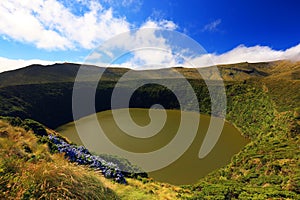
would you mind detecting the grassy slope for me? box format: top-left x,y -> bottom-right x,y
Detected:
0,120 -> 119,199
186,79 -> 300,199
0,119 -> 190,199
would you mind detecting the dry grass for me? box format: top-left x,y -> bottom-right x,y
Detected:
98,176 -> 192,200
0,120 -> 119,200
0,120 -> 191,199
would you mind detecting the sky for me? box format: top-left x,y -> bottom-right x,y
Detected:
0,0 -> 299,72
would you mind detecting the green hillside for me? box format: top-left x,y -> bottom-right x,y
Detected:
0,60 -> 296,88
0,63 -> 130,88
187,81 -> 300,199
0,60 -> 299,199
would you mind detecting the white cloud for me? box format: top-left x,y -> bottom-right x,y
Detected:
0,0 -> 181,72
1,43 -> 299,73
122,48 -> 178,69
282,44 -> 300,61
0,57 -> 64,73
0,0 -> 178,52
141,19 -> 177,30
93,42 -> 300,69
121,28 -> 177,69
85,19 -> 179,69
120,0 -> 140,7
88,52 -> 103,60
202,19 -> 222,32
103,0 -> 143,12
187,44 -> 300,67
0,0 -> 130,50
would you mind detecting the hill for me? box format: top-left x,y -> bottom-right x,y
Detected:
0,60 -> 299,128
1,60 -> 299,88
187,80 -> 300,199
0,63 -> 130,88
0,60 -> 299,199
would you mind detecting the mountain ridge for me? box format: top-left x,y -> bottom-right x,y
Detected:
1,60 -> 299,88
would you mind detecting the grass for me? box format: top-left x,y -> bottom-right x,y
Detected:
0,119 -> 190,199
0,120 -> 119,199
100,177 -> 191,200
186,80 -> 300,199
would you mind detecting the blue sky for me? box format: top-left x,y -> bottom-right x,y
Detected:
0,0 -> 299,71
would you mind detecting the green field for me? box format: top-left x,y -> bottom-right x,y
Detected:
57,108 -> 249,185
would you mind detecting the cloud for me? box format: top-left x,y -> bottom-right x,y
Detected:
2,42 -> 299,73
186,44 -> 300,67
0,0 -> 178,52
121,0 -> 143,12
112,0 -> 142,8
141,19 -> 177,30
150,8 -> 166,20
89,42 -> 300,70
86,14 -> 179,59
0,57 -> 64,73
103,0 -> 143,12
0,17 -> 180,72
86,19 -> 179,69
0,0 -> 130,50
282,44 -> 300,61
121,48 -> 178,70
202,19 -> 222,32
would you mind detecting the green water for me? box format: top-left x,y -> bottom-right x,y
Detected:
57,108 -> 249,185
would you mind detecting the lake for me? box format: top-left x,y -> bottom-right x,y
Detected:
56,108 -> 249,185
